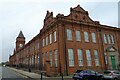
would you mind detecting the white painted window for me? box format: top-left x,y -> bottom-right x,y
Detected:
42,39 -> 45,47
107,35 -> 111,44
68,49 -> 74,67
67,29 -> 72,40
76,30 -> 81,41
46,36 -> 48,45
77,49 -> 83,66
84,31 -> 89,42
86,50 -> 92,66
50,51 -> 52,67
111,35 -> 115,44
54,31 -> 57,42
91,32 -> 96,43
54,50 -> 58,67
94,50 -> 99,66
50,34 -> 52,44
104,34 -> 107,44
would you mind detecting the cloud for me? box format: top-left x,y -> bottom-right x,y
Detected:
0,1 -> 118,62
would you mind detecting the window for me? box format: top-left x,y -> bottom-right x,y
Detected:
50,51 -> 52,67
94,50 -> 99,66
84,31 -> 89,42
54,50 -> 58,67
54,31 -> 57,42
50,34 -> 52,44
107,35 -> 111,44
91,32 -> 96,43
86,50 -> 92,66
77,49 -> 83,66
46,36 -> 48,45
76,30 -> 81,41
68,49 -> 74,66
67,29 -> 72,40
42,39 -> 45,47
104,34 -> 107,44
111,35 -> 115,44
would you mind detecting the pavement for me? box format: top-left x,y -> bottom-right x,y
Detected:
7,66 -> 73,80
7,67 -> 46,79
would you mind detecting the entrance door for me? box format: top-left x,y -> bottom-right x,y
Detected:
110,55 -> 116,70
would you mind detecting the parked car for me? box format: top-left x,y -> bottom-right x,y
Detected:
102,70 -> 120,80
73,70 -> 103,80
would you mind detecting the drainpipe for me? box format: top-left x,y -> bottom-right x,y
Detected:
99,29 -> 107,70
63,24 -> 68,76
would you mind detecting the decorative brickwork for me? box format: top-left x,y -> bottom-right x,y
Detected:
9,5 -> 120,76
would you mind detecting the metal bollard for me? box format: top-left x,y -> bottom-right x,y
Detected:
41,73 -> 42,80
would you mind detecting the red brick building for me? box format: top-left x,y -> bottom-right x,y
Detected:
9,5 -> 120,76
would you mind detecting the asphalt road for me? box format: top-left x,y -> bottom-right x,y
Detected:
0,66 -> 73,80
1,66 -> 32,80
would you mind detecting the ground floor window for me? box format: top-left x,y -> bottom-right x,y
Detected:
54,50 -> 58,67
68,48 -> 74,67
77,49 -> 83,66
94,50 -> 99,66
86,50 -> 92,66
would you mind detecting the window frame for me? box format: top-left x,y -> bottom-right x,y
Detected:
84,31 -> 89,42
67,29 -> 73,40
68,48 -> 74,67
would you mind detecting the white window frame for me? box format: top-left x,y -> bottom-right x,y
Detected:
84,31 -> 89,42
54,50 -> 58,67
111,35 -> 115,44
94,50 -> 99,66
46,36 -> 48,45
50,33 -> 52,44
86,50 -> 92,66
77,49 -> 83,66
107,35 -> 111,44
68,49 -> 74,67
104,34 -> 107,44
54,31 -> 57,42
91,32 -> 96,43
67,29 -> 72,40
76,30 -> 81,41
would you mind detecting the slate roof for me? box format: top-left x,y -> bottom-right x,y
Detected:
17,31 -> 25,38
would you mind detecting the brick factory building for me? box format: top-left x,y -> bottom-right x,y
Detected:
9,5 -> 120,76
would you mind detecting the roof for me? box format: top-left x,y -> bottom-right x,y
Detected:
17,31 -> 25,38
106,45 -> 117,52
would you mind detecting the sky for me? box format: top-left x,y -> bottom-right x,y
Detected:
0,0 -> 120,62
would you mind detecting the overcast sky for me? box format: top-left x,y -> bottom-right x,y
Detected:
0,0 -> 119,62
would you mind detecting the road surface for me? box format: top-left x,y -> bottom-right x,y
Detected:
1,66 -> 32,80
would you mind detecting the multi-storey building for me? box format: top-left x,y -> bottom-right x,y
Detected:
9,5 -> 120,76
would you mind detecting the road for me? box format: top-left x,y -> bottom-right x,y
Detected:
0,66 -> 73,80
1,66 -> 32,80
